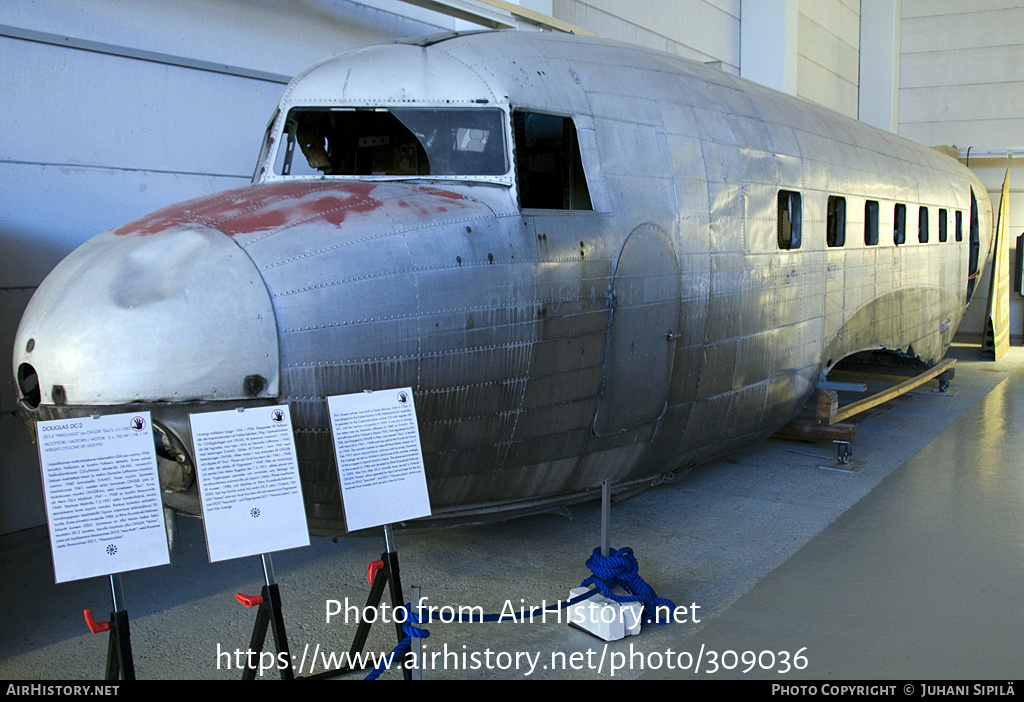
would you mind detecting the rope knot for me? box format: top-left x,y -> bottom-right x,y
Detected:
581,546 -> 676,625
364,604 -> 429,680
401,606 -> 430,640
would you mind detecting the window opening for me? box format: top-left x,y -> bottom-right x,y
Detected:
894,204 -> 906,245
512,111 -> 592,210
918,206 -> 929,243
827,196 -> 846,247
864,200 -> 879,246
274,107 -> 508,177
939,208 -> 948,242
777,190 -> 801,249
955,210 -> 963,242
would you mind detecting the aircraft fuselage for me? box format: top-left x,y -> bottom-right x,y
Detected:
13,31 -> 994,533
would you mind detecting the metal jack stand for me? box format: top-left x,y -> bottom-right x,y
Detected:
235,554 -> 294,680
83,574 -> 136,680
818,439 -> 865,473
600,480 -> 612,558
568,480 -> 646,640
306,523 -> 413,680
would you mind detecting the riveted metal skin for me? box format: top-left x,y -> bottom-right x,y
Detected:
13,31 -> 994,535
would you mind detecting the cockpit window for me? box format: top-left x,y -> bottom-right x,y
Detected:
274,107 -> 508,178
512,111 -> 592,210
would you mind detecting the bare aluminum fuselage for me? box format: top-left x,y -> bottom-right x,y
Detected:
13,32 -> 994,534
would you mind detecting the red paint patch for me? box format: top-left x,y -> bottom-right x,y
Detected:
429,189 -> 467,201
112,181 -> 473,238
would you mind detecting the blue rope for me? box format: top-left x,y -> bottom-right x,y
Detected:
580,547 -> 676,625
365,546 -> 673,679
364,609 -> 430,680
364,590 -> 601,679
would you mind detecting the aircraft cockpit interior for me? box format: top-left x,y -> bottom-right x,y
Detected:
268,106 -> 594,212
274,107 -> 508,178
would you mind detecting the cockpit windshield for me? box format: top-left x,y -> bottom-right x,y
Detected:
273,107 -> 508,178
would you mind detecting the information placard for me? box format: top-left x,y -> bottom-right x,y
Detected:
36,412 -> 169,584
328,388 -> 432,531
189,405 -> 309,562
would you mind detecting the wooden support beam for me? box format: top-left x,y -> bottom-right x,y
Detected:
828,358 -> 956,425
816,388 -> 838,425
775,419 -> 856,443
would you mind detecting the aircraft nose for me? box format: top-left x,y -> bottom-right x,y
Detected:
14,225 -> 279,409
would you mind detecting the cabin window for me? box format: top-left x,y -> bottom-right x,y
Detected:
939,208 -> 948,242
512,111 -> 592,210
894,204 -> 906,245
827,196 -> 846,247
864,200 -> 879,246
955,211 -> 963,242
918,206 -> 929,243
777,190 -> 802,249
274,107 -> 508,177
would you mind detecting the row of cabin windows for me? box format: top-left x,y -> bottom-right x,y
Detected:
778,191 -> 964,250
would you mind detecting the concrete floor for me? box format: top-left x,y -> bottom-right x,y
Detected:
2,342 -> 1022,680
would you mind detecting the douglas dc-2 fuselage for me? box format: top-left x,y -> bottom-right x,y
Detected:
14,31 -> 993,534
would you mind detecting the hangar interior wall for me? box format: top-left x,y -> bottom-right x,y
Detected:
896,1 -> 1024,341
795,0 -> 860,119
1,0 -> 1019,534
738,0 -> 859,118
553,0 -> 741,71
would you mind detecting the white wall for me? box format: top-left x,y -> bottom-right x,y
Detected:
859,0 -> 900,132
897,1 -> 1024,340
554,0 -> 741,71
797,0 -> 859,119
554,0 -> 861,119
741,0 -> 798,91
739,0 -> 860,117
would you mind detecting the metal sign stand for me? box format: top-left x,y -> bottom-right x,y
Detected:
380,523 -> 411,679
305,523 -> 413,680
82,574 -> 136,680
235,553 -> 295,680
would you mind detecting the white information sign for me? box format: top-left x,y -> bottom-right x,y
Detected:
328,388 -> 432,531
189,405 -> 309,562
36,412 -> 169,584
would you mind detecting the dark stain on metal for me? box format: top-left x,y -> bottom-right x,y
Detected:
244,374 -> 268,397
